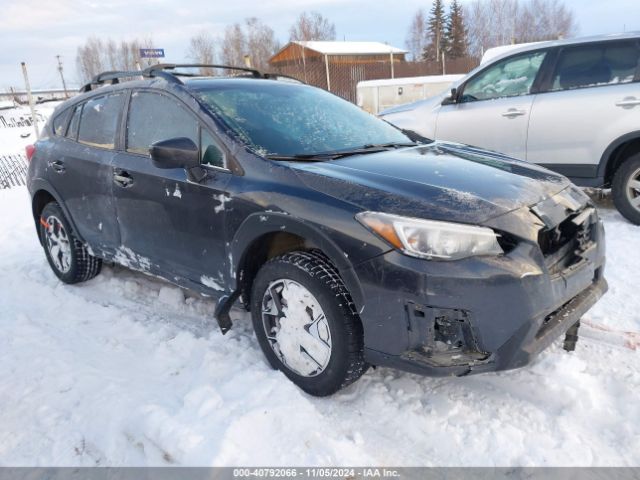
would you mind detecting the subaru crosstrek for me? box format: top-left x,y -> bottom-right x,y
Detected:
26,64 -> 607,396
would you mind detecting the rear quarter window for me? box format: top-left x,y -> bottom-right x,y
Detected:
52,108 -> 71,136
77,94 -> 125,149
66,105 -> 82,140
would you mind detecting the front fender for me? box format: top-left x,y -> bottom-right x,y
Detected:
230,212 -> 365,310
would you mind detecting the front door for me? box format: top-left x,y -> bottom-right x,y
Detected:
111,90 -> 232,288
436,49 -> 548,160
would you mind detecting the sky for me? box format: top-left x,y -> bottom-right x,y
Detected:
1,0 -> 639,90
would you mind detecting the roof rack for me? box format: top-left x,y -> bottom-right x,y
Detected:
80,63 -> 305,93
148,63 -> 264,78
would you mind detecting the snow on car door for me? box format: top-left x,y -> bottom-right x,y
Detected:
435,50 -> 547,160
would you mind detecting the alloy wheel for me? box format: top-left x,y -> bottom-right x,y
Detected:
626,167 -> 640,212
261,279 -> 332,377
43,215 -> 72,274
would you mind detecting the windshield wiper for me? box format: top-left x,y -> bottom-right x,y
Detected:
267,142 -> 418,162
266,154 -> 328,161
361,141 -> 418,149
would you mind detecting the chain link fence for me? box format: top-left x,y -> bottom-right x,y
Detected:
0,154 -> 28,189
270,57 -> 479,103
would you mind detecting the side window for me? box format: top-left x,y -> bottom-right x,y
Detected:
549,41 -> 640,91
126,91 -> 198,155
77,94 -> 124,149
66,105 -> 82,140
201,129 -> 225,168
462,51 -> 547,102
52,108 -> 71,136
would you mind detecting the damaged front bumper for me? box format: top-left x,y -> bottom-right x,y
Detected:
355,202 -> 607,377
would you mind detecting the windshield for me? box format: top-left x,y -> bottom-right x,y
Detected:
193,81 -> 411,157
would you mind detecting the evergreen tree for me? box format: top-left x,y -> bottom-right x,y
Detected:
446,0 -> 469,58
422,0 -> 446,61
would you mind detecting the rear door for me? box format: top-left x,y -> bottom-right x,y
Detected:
527,40 -> 640,178
435,50 -> 548,160
111,90 -> 232,286
49,94 -> 124,253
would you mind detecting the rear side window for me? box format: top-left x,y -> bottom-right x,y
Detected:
550,41 -> 640,91
66,105 -> 82,140
126,91 -> 198,155
52,109 -> 71,136
77,94 -> 124,149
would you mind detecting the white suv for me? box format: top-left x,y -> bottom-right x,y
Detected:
381,33 -> 640,224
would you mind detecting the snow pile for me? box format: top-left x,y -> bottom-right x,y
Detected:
0,186 -> 638,466
0,103 -> 60,154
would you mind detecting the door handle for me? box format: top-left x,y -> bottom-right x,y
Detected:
113,171 -> 134,188
501,109 -> 527,118
615,97 -> 640,108
49,160 -> 65,173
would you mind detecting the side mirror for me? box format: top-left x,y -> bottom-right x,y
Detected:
441,87 -> 458,106
150,137 -> 207,182
150,137 -> 199,169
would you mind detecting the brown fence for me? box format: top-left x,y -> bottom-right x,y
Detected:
270,57 -> 479,103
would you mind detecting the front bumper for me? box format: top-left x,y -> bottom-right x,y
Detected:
354,211 -> 607,377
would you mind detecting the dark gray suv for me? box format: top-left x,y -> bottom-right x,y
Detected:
26,65 -> 607,395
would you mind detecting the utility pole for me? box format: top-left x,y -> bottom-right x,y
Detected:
21,62 -> 40,139
56,55 -> 69,99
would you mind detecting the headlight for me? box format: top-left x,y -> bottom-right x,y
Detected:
356,212 -> 503,261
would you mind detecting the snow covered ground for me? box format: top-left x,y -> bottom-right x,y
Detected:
1,184 -> 638,467
0,103 -> 60,154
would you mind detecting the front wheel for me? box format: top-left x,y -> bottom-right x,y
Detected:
39,202 -> 102,284
251,250 -> 368,396
612,154 -> 640,225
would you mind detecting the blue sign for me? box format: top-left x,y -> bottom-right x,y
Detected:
139,48 -> 165,58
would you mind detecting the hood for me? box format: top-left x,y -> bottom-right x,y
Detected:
379,93 -> 445,117
289,142 -> 571,224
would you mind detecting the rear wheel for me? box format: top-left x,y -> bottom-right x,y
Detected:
251,250 -> 368,396
39,202 -> 102,284
612,154 -> 640,225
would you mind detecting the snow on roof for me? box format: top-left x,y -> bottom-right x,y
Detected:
479,32 -> 640,66
293,41 -> 406,55
357,74 -> 464,88
480,42 -> 545,65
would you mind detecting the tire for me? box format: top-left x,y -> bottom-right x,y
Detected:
612,153 -> 640,225
39,202 -> 102,284
251,250 -> 368,396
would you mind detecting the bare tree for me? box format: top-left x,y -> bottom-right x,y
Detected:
188,31 -> 216,75
405,9 -> 428,61
465,0 -> 577,59
75,36 -> 156,83
220,18 -> 280,71
220,23 -> 246,67
76,37 -> 104,83
289,11 -> 336,41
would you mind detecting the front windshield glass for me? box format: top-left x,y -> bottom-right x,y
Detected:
194,81 -> 411,157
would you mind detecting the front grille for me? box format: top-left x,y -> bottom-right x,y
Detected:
538,208 -> 594,275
